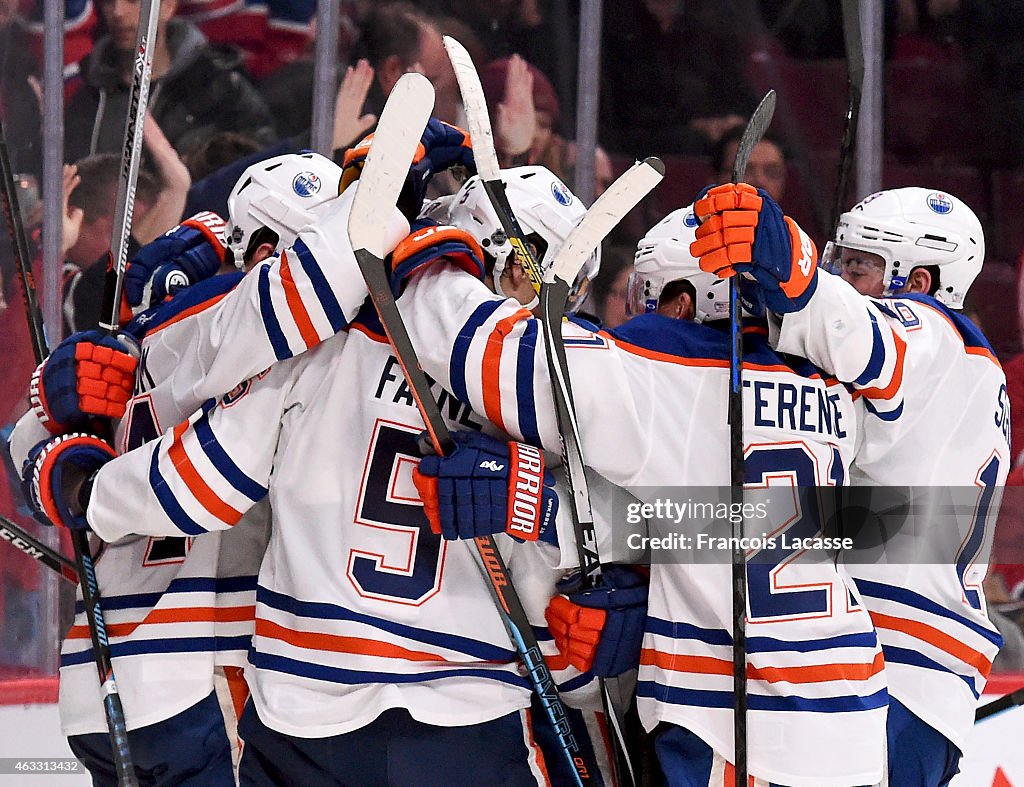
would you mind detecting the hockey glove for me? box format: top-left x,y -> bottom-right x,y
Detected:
388,218 -> 486,296
342,118 -> 475,218
124,211 -> 228,308
412,430 -> 558,544
30,331 -> 139,434
545,565 -> 648,677
22,433 -> 116,530
690,183 -> 818,314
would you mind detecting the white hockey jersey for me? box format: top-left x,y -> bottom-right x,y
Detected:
394,264 -> 909,786
86,301 -> 596,741
773,272 -> 1008,751
9,184 -> 408,736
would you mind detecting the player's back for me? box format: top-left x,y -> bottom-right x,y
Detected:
604,315 -> 885,786
846,293 -> 1008,750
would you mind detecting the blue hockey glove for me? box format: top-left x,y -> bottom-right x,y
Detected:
124,212 -> 227,308
413,430 -> 558,544
691,183 -> 819,314
343,118 -> 475,217
30,331 -> 139,434
545,565 -> 649,677
22,433 -> 116,530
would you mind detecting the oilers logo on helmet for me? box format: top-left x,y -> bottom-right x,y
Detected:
292,172 -> 322,198
927,191 -> 953,215
550,179 -> 573,207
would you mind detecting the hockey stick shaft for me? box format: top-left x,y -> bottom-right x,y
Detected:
728,89 -> 777,787
830,0 -> 865,237
98,0 -> 160,334
348,74 -> 597,786
0,514 -> 79,583
976,688 -> 1024,722
0,69 -> 138,787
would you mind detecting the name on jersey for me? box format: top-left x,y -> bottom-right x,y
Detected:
745,378 -> 847,438
374,356 -> 485,430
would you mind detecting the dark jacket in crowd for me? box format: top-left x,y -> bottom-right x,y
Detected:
64,19 -> 277,163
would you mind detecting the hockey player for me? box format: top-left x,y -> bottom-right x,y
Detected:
14,150 -> 411,785
696,185 -> 1007,785
401,194 -> 911,785
24,159 -> 611,785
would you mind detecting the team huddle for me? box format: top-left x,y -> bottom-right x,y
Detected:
8,70 -> 1007,787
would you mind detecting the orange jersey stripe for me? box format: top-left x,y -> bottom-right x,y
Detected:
167,422 -> 245,526
278,249 -> 321,350
67,604 -> 256,639
859,330 -> 906,402
256,618 -> 478,663
641,648 -> 884,684
481,308 -> 531,432
145,291 -> 232,337
870,610 -> 993,677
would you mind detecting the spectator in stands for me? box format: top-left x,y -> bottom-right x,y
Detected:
711,126 -> 788,202
0,0 -> 44,179
64,0 -> 276,164
600,0 -> 753,156
181,131 -> 262,181
589,246 -> 633,329
62,117 -> 189,333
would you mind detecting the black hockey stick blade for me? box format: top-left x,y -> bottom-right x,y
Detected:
976,687 -> 1024,722
99,0 -> 160,334
830,0 -> 866,237
0,514 -> 78,583
728,88 -> 777,787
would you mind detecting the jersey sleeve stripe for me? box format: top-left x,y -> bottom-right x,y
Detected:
148,446 -> 211,535
868,610 -> 993,675
857,331 -> 906,402
278,249 -> 321,350
293,238 -> 347,332
258,263 -> 293,360
192,411 -> 269,502
646,615 -> 878,652
853,312 -> 886,386
167,421 -> 246,527
450,299 -> 504,405
66,604 -> 256,640
481,308 -> 532,433
880,645 -> 981,697
71,575 -> 257,614
61,634 -> 254,666
516,320 -> 541,445
863,399 -> 904,421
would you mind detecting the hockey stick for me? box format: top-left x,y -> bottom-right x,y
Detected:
728,89 -> 777,787
349,72 -> 599,787
98,0 -> 160,333
976,687 -> 1024,722
0,514 -> 78,583
444,34 -> 641,785
830,0 -> 865,237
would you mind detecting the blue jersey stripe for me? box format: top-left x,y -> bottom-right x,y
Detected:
192,411 -> 269,502
73,575 -> 258,615
258,264 -> 292,361
853,311 -> 886,386
450,300 -> 504,404
854,578 -> 1003,646
881,645 -> 980,698
293,238 -> 347,332
863,398 -> 904,421
250,650 -> 532,689
149,446 -> 210,536
636,680 -> 889,713
61,634 -> 253,666
646,615 -> 877,653
258,585 -> 516,662
516,320 -> 540,445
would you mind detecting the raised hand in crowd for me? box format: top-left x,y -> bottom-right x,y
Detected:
60,163 -> 84,259
133,114 -> 192,244
334,59 -> 378,153
494,53 -> 536,163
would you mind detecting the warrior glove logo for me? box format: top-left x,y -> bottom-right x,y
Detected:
506,443 -> 551,541
479,460 -> 505,472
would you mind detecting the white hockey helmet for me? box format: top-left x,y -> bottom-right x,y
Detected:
447,166 -> 600,312
630,205 -> 729,322
225,151 -> 343,268
823,187 -> 984,309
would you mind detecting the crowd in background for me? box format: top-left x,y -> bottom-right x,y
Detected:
2,0 -> 1024,676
